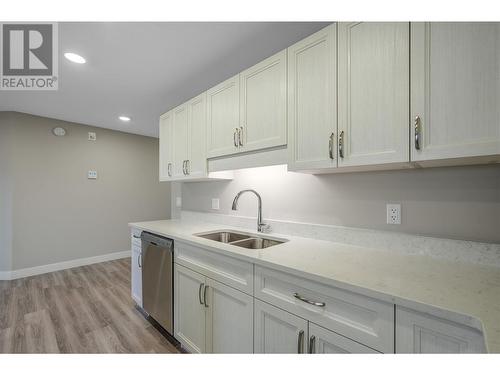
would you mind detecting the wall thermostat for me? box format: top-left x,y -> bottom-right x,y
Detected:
52,127 -> 66,136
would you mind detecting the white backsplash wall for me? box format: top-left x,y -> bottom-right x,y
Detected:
181,164 -> 500,243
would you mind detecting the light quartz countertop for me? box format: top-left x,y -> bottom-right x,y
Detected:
129,219 -> 500,353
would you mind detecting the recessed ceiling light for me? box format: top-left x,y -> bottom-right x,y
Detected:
119,116 -> 131,122
64,52 -> 86,64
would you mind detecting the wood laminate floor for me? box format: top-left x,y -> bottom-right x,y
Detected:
0,258 -> 179,353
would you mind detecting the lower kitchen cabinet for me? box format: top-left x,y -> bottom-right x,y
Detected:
174,263 -> 254,353
254,299 -> 308,353
205,278 -> 253,353
254,299 -> 378,354
174,263 -> 207,353
396,307 -> 486,353
131,233 -> 142,307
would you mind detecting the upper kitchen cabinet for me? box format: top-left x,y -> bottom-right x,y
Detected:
287,24 -> 337,172
411,23 -> 500,164
159,111 -> 174,181
239,50 -> 287,153
159,93 -> 232,181
206,75 -> 240,158
186,93 -> 208,179
172,103 -> 190,179
337,22 -> 410,169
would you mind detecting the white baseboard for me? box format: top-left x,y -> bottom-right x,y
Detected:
0,250 -> 131,281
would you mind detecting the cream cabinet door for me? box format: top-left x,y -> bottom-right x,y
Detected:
159,111 -> 173,181
239,50 -> 287,153
308,323 -> 379,354
187,93 -> 207,178
396,307 -> 486,353
172,103 -> 189,178
338,22 -> 410,168
206,75 -> 240,158
131,242 -> 142,307
411,22 -> 500,162
205,278 -> 253,353
254,299 -> 308,353
174,264 -> 206,353
287,24 -> 337,171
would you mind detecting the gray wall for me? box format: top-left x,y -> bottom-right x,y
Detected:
0,112 -> 171,271
182,164 -> 500,243
0,121 -> 13,271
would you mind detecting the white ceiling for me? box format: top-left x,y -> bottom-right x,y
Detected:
0,22 -> 329,137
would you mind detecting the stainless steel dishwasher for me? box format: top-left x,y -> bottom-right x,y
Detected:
141,231 -> 174,334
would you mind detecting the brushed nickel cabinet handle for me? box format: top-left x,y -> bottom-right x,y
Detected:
297,330 -> 305,353
339,131 -> 345,158
198,283 -> 204,305
167,162 -> 172,177
234,128 -> 239,147
328,132 -> 334,159
186,160 -> 190,175
138,252 -> 142,268
293,292 -> 326,307
238,126 -> 244,146
204,285 -> 209,307
309,335 -> 316,354
414,115 -> 421,150
182,160 -> 185,175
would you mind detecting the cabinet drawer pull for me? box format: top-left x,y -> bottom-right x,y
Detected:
238,126 -> 244,147
414,115 -> 421,150
204,285 -> 209,307
339,131 -> 345,158
198,283 -> 204,305
328,132 -> 334,159
138,252 -> 142,268
234,128 -> 239,147
293,292 -> 326,307
309,335 -> 316,354
297,330 -> 305,354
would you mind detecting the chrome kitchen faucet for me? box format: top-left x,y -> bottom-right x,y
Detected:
231,189 -> 270,233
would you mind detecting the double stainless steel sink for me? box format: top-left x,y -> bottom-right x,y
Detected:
195,230 -> 287,249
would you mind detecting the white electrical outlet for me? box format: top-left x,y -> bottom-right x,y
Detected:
211,198 -> 220,210
87,170 -> 98,179
386,204 -> 401,224
176,197 -> 182,208
88,132 -> 97,141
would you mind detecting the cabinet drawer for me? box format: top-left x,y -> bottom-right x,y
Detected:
254,266 -> 394,353
174,241 -> 253,294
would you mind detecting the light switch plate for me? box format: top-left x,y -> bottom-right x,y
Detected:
386,203 -> 401,224
211,198 -> 220,210
88,132 -> 97,141
87,170 -> 98,179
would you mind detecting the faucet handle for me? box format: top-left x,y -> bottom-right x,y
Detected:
258,223 -> 272,233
